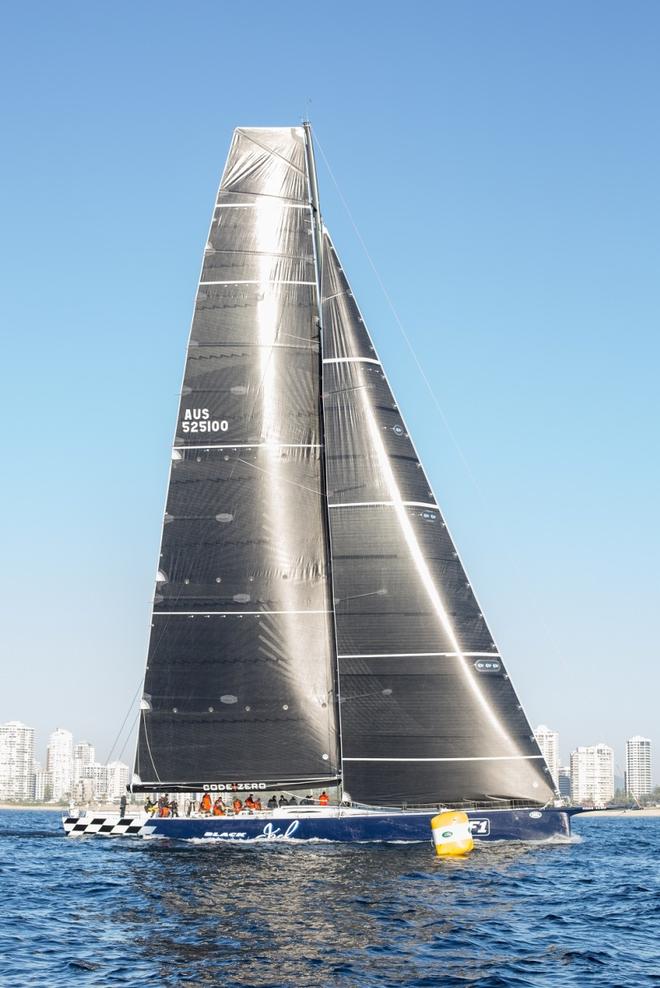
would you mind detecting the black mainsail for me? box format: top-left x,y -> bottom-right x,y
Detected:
134,125 -> 554,808
134,127 -> 339,792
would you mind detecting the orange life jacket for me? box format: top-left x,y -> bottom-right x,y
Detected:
200,794 -> 212,812
253,799 -> 262,810
319,792 -> 329,806
233,799 -> 243,813
159,805 -> 171,817
212,803 -> 225,816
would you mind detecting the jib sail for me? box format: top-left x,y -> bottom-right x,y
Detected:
320,230 -> 555,807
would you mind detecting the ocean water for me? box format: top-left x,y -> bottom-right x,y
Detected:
0,812 -> 658,987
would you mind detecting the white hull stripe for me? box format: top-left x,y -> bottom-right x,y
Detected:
342,755 -> 544,763
338,652 -> 501,659
328,501 -> 439,510
199,280 -> 315,286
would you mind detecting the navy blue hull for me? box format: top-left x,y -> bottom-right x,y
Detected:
142,807 -> 575,843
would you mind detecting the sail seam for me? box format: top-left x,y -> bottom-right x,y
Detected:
343,756 -> 545,763
214,203 -> 311,210
328,501 -> 438,509
338,652 -> 501,658
199,280 -> 316,286
153,610 -> 332,616
172,443 -> 322,450
322,357 -> 381,365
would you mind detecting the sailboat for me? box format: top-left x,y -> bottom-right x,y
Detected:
63,125 -> 578,842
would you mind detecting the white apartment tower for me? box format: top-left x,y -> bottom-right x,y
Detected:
106,761 -> 130,802
625,736 -> 652,800
0,721 -> 35,801
570,743 -> 614,807
534,725 -> 560,789
73,742 -> 96,783
46,728 -> 74,801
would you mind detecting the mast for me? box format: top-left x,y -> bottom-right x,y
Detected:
303,121 -> 324,292
303,121 -> 344,785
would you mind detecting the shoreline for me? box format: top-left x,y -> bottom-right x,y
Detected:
1,804 -> 659,817
0,803 -> 136,813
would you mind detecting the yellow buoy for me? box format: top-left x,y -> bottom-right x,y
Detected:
431,810 -> 474,857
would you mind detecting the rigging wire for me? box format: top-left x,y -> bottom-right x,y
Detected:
104,677 -> 144,766
116,709 -> 141,766
312,131 -> 483,494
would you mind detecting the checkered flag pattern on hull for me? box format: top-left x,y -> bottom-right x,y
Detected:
63,816 -> 146,837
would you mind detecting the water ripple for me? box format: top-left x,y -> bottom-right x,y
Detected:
0,812 -> 658,986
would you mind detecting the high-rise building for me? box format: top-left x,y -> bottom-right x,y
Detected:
31,761 -> 47,802
106,761 -> 130,802
534,725 -> 560,789
557,765 -> 571,801
73,743 -> 96,784
0,721 -> 35,801
46,728 -> 74,801
625,736 -> 652,800
81,762 -> 107,802
570,744 -> 614,807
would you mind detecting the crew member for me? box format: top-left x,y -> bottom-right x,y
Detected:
253,796 -> 263,811
212,797 -> 225,816
244,794 -> 256,810
319,791 -> 329,806
232,797 -> 243,814
200,792 -> 213,815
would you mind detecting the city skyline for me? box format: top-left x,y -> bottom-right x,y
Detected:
0,720 -> 129,803
1,717 -> 655,800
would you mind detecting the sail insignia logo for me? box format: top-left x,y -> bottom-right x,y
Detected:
474,659 -> 501,673
202,782 -> 267,792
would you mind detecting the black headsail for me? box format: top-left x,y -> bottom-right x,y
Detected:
134,128 -> 339,793
320,231 -> 555,807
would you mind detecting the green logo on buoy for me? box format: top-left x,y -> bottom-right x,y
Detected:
442,830 -> 453,838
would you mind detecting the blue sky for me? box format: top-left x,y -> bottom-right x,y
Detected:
1,2 -> 658,779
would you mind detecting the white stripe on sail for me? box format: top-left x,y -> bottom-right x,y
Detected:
342,755 -> 544,763
322,356 -> 381,365
338,652 -> 501,659
199,280 -> 316,286
328,501 -> 439,510
172,443 -> 322,450
153,610 -> 332,616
